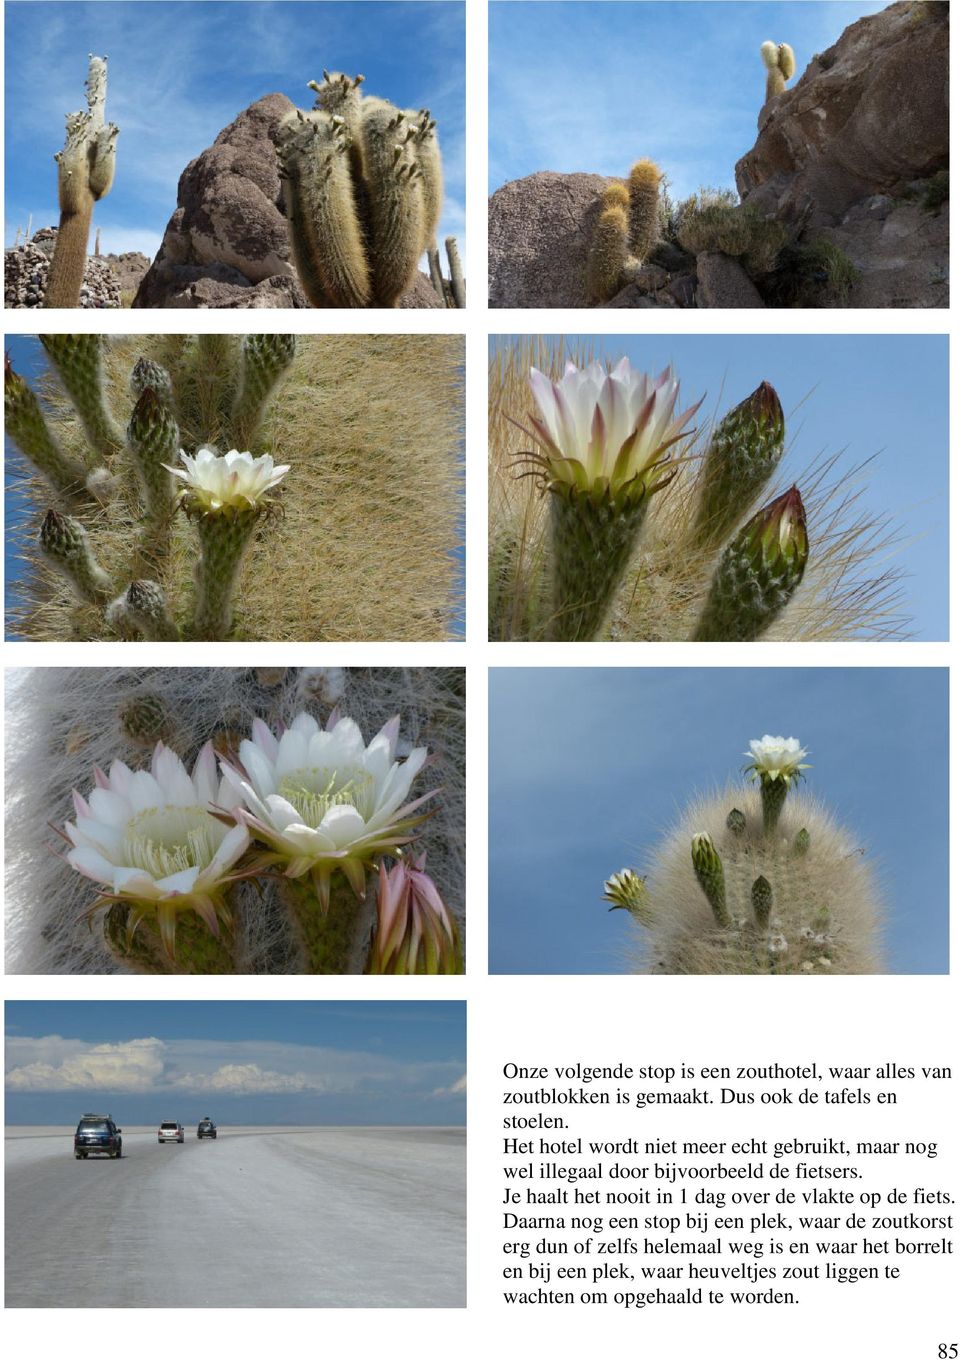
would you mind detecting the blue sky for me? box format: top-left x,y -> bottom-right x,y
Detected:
489,668 -> 949,975
491,333 -> 949,641
490,1 -> 887,193
4,333 -> 465,638
5,1002 -> 466,1125
5,1 -> 466,266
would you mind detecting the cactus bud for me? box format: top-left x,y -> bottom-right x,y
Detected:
726,808 -> 747,836
794,827 -> 811,856
693,486 -> 809,642
112,579 -> 179,641
694,380 -> 786,547
39,508 -> 113,603
131,356 -> 174,407
602,868 -> 653,926
5,354 -> 89,496
691,832 -> 729,926
118,692 -> 174,747
127,385 -> 179,521
752,875 -> 773,929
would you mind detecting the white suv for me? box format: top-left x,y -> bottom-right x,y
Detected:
158,1121 -> 184,1143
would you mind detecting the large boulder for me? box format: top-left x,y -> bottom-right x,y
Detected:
135,93 -> 444,309
488,171 -> 612,307
736,1 -> 948,229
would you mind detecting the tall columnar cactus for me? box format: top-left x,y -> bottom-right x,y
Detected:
275,72 -> 454,308
693,487 -> 808,641
586,158 -> 664,302
603,735 -> 884,974
43,55 -> 119,309
760,41 -> 796,102
489,341 -> 907,643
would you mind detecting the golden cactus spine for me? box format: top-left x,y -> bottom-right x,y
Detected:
627,158 -> 661,263
586,183 -> 630,303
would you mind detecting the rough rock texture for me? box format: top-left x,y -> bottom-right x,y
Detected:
103,252 -> 151,297
696,253 -> 766,307
4,239 -> 121,309
487,2 -> 947,309
736,1 -> 948,228
135,93 -> 444,309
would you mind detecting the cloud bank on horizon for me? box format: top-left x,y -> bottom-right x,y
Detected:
4,1 -> 466,268
489,0 -> 888,198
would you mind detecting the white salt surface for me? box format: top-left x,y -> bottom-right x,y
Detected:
5,1125 -> 465,1307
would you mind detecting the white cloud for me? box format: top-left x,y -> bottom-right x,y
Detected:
432,1073 -> 467,1098
5,1037 -> 165,1092
170,1063 -> 335,1095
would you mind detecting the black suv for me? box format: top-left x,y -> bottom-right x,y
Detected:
74,1114 -> 122,1159
197,1118 -> 217,1140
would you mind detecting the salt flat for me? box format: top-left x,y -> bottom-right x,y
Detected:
5,1125 -> 465,1308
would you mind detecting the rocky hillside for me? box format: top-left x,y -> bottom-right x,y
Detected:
488,0 -> 948,308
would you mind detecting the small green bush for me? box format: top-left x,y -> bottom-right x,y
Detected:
674,191 -> 786,275
922,169 -> 949,213
766,239 -> 860,307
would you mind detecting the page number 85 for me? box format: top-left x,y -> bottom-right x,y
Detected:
937,1346 -> 958,1358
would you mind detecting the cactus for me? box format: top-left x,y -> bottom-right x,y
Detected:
43,55 -> 119,309
6,666 -> 465,976
586,185 -> 631,303
627,158 -> 662,262
275,72 -> 458,308
760,41 -> 796,102
604,738 -> 883,974
693,487 -> 808,641
586,160 -> 663,302
110,580 -> 179,641
191,506 -> 265,640
7,334 -> 463,642
488,339 -> 909,643
38,509 -> 113,603
40,335 -> 123,460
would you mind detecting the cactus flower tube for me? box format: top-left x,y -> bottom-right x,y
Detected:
521,358 -> 701,640
602,868 -> 653,925
368,854 -> 462,974
64,741 -> 250,962
218,711 -> 437,909
693,486 -> 809,641
166,446 -> 289,639
744,734 -> 810,834
694,381 -> 785,547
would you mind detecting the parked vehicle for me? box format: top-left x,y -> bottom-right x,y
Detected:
197,1118 -> 217,1139
74,1114 -> 122,1159
158,1121 -> 185,1143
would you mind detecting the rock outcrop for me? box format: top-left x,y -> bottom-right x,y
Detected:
134,93 -> 442,308
4,234 -> 122,308
487,1 -> 947,308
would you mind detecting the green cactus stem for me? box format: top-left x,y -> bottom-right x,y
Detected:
760,776 -> 790,836
586,185 -> 630,303
40,335 -> 123,460
39,509 -> 113,604
102,901 -> 238,974
230,334 -> 297,450
691,832 -> 729,926
43,55 -> 118,309
279,872 -> 371,973
127,386 -> 179,523
274,73 -> 445,308
445,236 -> 466,308
752,875 -> 773,929
693,381 -> 785,548
726,807 -> 747,836
693,487 -> 808,641
548,490 -> 650,641
192,335 -> 240,440
5,356 -> 90,497
627,159 -> 662,263
191,508 -> 262,640
110,579 -> 179,641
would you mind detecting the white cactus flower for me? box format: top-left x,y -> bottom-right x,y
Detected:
744,734 -> 810,783
523,358 -> 701,501
164,446 -> 289,512
218,711 -> 436,905
65,742 -> 250,958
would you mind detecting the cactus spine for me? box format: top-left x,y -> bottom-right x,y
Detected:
39,509 -> 113,603
606,743 -> 884,974
627,158 -> 661,262
760,41 -> 796,103
275,73 -> 453,308
587,185 -> 630,304
43,55 -> 118,309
